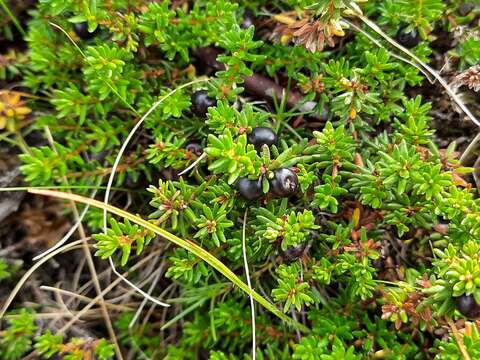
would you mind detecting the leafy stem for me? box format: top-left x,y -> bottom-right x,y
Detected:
28,188 -> 310,333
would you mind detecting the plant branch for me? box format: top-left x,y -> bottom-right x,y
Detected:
346,4 -> 480,129
28,188 -> 310,333
43,126 -> 123,360
193,47 -> 322,119
446,316 -> 472,360
0,0 -> 26,37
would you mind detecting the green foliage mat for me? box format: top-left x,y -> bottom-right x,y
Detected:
2,0 -> 480,359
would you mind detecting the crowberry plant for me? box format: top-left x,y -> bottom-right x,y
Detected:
1,0 -> 480,359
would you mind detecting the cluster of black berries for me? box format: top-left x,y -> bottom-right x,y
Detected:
190,90 -> 299,201
238,168 -> 298,200
239,127 -> 299,201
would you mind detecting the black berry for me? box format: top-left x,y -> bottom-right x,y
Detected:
247,127 -> 278,152
298,67 -> 312,77
73,22 -> 99,40
185,142 -> 203,156
282,242 -> 307,263
124,172 -> 147,189
241,9 -> 255,29
91,148 -> 108,162
269,168 -> 299,197
396,26 -> 421,48
191,90 -> 216,117
459,3 -> 475,16
320,106 -> 329,122
238,177 -> 263,201
455,294 -> 480,318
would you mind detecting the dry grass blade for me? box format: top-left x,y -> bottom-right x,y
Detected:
32,182 -> 100,261
446,316 -> 472,360
101,78 -> 209,306
242,209 -> 256,360
129,258 -> 167,329
29,188 -> 310,333
0,239 -> 86,320
39,286 -> 134,311
346,4 -> 480,129
57,249 -> 163,334
107,257 -> 170,308
343,19 -> 434,83
43,126 -> 123,360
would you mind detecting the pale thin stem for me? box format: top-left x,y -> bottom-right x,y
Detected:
102,78 -> 209,307
178,152 -> 207,176
348,5 -> 480,129
242,209 -> 256,360
0,239 -> 87,319
44,126 -> 123,360
343,19 -> 434,83
57,250 -> 163,334
106,257 -> 164,303
33,179 -> 101,261
108,257 -> 170,307
129,259 -> 167,328
460,132 -> 480,165
40,286 -> 134,311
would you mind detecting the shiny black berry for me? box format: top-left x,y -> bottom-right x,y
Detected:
269,168 -> 299,197
238,177 -> 263,201
185,142 -> 203,156
282,242 -> 307,263
191,90 -> 216,117
73,22 -> 99,40
396,26 -> 421,48
455,294 -> 480,318
241,9 -> 255,29
247,127 -> 278,152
